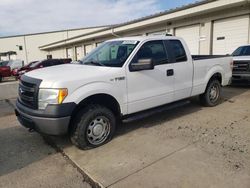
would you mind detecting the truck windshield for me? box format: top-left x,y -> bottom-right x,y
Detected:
81,40 -> 139,67
232,46 -> 250,56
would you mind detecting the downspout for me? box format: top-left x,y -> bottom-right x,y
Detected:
23,36 -> 29,64
111,27 -> 121,38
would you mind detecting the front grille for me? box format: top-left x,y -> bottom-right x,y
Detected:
233,61 -> 250,72
18,76 -> 41,109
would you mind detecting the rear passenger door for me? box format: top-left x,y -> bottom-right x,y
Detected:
126,40 -> 174,114
166,40 -> 193,101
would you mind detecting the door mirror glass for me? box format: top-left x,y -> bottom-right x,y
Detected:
130,59 -> 154,72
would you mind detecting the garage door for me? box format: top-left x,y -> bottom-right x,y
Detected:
66,48 -> 73,59
175,25 -> 200,54
213,15 -> 250,55
84,44 -> 94,55
147,30 -> 166,36
75,46 -> 83,60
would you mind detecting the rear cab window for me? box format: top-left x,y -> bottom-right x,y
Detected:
167,40 -> 187,63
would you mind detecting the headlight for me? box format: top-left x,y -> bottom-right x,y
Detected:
19,70 -> 26,74
38,88 -> 68,110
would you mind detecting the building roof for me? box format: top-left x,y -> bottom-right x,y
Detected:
114,0 -> 215,27
0,25 -> 110,39
40,0 -> 247,50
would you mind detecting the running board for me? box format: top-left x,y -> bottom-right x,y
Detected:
122,100 -> 190,123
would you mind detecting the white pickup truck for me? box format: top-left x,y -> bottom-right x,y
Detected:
15,36 -> 232,149
231,45 -> 250,81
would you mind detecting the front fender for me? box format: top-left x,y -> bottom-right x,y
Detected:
63,81 -> 127,114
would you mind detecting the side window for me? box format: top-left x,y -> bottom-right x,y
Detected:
169,40 -> 187,63
42,61 -> 52,67
52,60 -> 62,66
132,40 -> 168,65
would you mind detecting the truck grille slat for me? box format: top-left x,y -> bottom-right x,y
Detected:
233,61 -> 250,72
18,77 -> 41,109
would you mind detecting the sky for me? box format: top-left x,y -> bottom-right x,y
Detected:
0,0 -> 198,37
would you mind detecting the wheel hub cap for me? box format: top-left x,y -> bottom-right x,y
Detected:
209,85 -> 218,101
93,124 -> 103,136
87,116 -> 111,145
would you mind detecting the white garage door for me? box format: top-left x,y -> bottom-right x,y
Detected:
75,46 -> 83,60
85,44 -> 94,55
147,30 -> 166,36
175,25 -> 200,54
213,15 -> 250,55
66,48 -> 73,59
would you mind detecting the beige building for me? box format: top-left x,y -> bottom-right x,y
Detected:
0,26 -> 107,63
1,0 -> 250,64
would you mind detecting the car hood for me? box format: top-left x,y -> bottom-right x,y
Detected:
25,64 -> 123,88
233,56 -> 250,61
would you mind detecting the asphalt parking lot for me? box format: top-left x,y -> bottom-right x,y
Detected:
0,83 -> 250,188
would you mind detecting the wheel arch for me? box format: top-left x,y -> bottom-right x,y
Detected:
68,93 -> 122,133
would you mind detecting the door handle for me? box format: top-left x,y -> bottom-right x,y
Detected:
167,69 -> 174,76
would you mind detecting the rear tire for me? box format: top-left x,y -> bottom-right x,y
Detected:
200,79 -> 221,107
0,75 -> 2,82
70,104 -> 116,150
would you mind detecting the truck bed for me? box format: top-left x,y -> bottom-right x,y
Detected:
192,55 -> 230,60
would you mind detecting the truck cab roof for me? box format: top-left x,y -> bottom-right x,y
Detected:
107,36 -> 181,42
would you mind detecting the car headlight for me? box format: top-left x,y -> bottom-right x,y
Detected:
38,88 -> 68,110
19,70 -> 26,74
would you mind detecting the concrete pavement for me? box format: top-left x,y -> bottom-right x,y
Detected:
50,85 -> 250,187
0,81 -> 18,100
0,102 -> 92,188
1,85 -> 250,188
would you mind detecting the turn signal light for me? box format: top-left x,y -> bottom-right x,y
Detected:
58,89 -> 68,104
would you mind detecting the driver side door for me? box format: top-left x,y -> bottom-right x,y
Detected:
126,40 -> 174,114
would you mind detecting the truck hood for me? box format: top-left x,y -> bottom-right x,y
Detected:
233,56 -> 250,61
25,64 -> 123,88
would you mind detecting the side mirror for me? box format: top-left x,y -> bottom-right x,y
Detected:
130,59 -> 154,72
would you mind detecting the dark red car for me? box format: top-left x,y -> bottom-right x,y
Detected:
0,60 -> 23,82
16,58 -> 72,78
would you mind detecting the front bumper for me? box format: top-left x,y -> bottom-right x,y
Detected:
232,73 -> 250,80
15,100 -> 76,135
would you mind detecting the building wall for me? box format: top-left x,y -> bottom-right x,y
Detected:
48,4 -> 250,58
0,27 -> 107,64
0,36 -> 27,62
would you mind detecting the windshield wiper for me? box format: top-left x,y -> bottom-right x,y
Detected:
83,61 -> 105,67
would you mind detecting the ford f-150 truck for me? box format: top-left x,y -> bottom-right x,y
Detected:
231,45 -> 250,81
15,36 -> 232,149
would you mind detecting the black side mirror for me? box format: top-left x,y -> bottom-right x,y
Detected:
130,59 -> 154,72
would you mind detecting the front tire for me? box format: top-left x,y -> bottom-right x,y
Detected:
200,79 -> 221,107
70,104 -> 116,150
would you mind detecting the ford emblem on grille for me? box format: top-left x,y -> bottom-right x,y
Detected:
19,87 -> 25,94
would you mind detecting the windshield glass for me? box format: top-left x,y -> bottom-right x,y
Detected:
232,46 -> 250,56
81,40 -> 139,67
30,61 -> 41,68
0,61 -> 9,66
